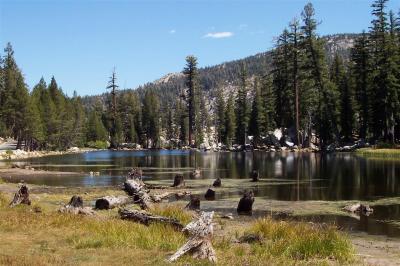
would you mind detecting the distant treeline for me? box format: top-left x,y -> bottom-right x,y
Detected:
0,0 -> 399,151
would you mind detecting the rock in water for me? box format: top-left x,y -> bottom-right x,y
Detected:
190,168 -> 201,179
237,190 -> 255,215
172,174 -> 185,187
204,188 -> 216,200
212,178 -> 221,187
250,170 -> 259,182
343,203 -> 373,216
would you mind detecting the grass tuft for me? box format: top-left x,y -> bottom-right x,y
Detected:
246,218 -> 354,262
357,148 -> 400,158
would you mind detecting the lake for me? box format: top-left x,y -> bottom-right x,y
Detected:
3,150 -> 400,237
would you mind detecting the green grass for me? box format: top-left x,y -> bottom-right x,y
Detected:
244,218 -> 354,263
356,147 -> 400,158
86,140 -> 109,149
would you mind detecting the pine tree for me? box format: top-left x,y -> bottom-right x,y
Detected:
235,63 -> 250,145
142,90 -> 160,148
106,69 -> 119,148
249,77 -> 266,143
214,87 -> 225,144
261,75 -> 276,132
351,31 -> 371,139
224,94 -> 236,147
183,55 -> 199,147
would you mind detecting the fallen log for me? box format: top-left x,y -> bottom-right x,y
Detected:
343,203 -> 373,216
9,184 -> 31,207
237,190 -> 255,215
250,170 -> 259,182
124,178 -> 153,209
168,211 -> 216,263
59,195 -> 95,215
95,195 -> 132,210
212,178 -> 221,187
172,174 -> 185,187
185,195 -> 200,210
175,191 -> 191,200
151,192 -> 174,203
119,208 -> 183,229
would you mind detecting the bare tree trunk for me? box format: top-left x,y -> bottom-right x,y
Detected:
168,212 -> 216,263
124,179 -> 153,209
95,195 -> 132,210
172,174 -> 185,187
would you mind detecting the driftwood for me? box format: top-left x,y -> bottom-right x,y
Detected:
151,192 -> 174,202
9,184 -> 31,207
204,188 -> 216,200
119,208 -> 183,229
175,191 -> 191,200
59,195 -> 95,215
124,178 -> 153,209
343,203 -> 373,216
95,195 -> 132,210
212,178 -> 221,187
237,190 -> 255,215
185,195 -> 200,210
189,168 -> 201,179
172,174 -> 185,187
168,211 -> 216,263
250,170 -> 259,182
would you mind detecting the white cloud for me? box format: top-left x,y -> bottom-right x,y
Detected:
169,29 -> 176,34
203,31 -> 234,39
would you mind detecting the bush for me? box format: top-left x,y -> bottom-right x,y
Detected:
86,140 -> 109,149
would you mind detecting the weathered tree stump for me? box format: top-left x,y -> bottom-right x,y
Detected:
119,208 -> 183,229
204,188 -> 216,200
343,203 -> 373,216
168,211 -> 216,263
190,168 -> 201,179
250,170 -> 259,182
237,190 -> 255,215
127,167 -> 143,180
59,195 -> 95,215
124,178 -> 153,209
172,174 -> 185,187
212,178 -> 221,187
95,195 -> 132,210
9,184 -> 31,207
185,195 -> 200,210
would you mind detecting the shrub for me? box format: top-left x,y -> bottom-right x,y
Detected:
86,140 -> 109,149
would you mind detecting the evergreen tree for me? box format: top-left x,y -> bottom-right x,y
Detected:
183,55 -> 199,146
235,63 -> 250,145
261,75 -> 276,132
214,87 -> 225,144
142,90 -> 160,148
249,77 -> 266,143
106,69 -> 119,148
224,94 -> 236,147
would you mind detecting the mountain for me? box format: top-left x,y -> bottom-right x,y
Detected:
82,33 -> 359,109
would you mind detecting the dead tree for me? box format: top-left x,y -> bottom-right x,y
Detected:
185,195 -> 200,210
124,179 -> 153,209
168,211 -> 216,263
204,188 -> 215,200
95,195 -> 132,210
250,170 -> 259,182
212,178 -> 221,187
237,190 -> 255,215
59,195 -> 95,215
172,174 -> 185,187
9,184 -> 31,207
119,208 -> 183,229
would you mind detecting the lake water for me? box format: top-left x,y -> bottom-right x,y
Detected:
3,150 -> 400,237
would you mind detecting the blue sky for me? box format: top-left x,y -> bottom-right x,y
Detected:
0,0 -> 399,96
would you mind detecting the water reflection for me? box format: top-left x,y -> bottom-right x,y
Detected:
5,150 -> 400,201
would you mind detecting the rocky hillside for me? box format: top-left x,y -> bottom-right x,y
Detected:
82,33 -> 359,109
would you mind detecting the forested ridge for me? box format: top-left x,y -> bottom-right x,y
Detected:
0,0 -> 399,151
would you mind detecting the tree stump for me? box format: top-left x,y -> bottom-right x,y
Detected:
237,190 -> 255,215
168,211 -> 216,263
185,195 -> 200,210
59,195 -> 95,215
212,178 -> 221,187
172,174 -> 185,187
190,168 -> 201,179
95,195 -> 132,210
119,208 -> 183,229
250,170 -> 259,182
127,167 -> 143,180
204,188 -> 216,200
124,179 -> 153,209
9,184 -> 31,207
